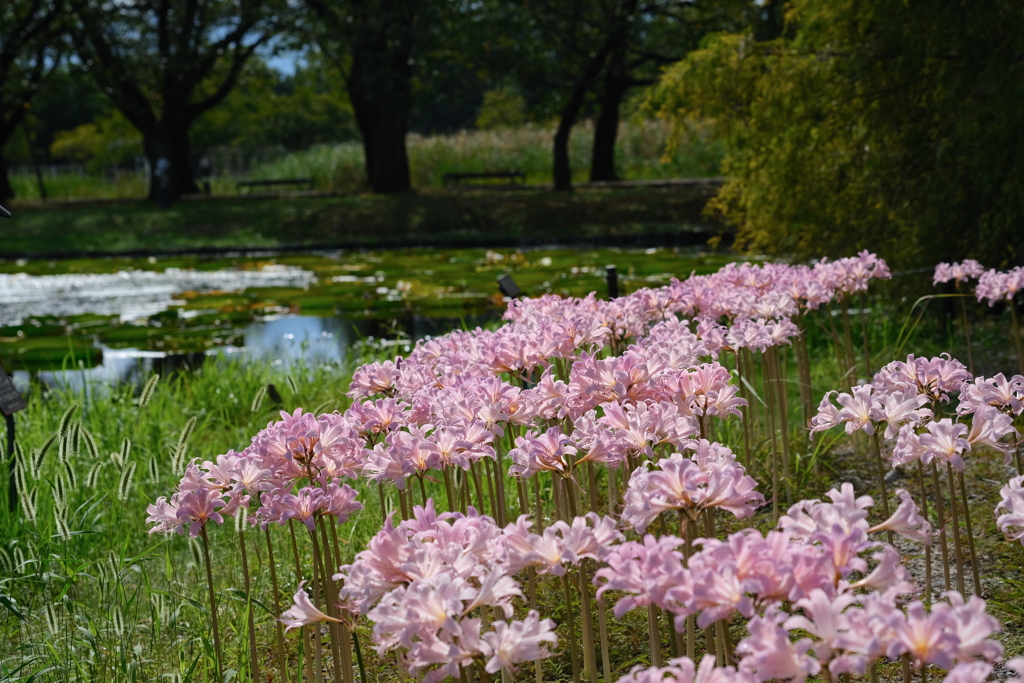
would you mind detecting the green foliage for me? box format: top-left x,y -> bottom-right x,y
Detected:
49,109 -> 143,171
651,0 -> 1024,270
475,85 -> 528,130
192,55 -> 358,152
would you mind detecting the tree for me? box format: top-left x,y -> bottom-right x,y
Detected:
192,55 -> 358,153
650,0 -> 1024,270
302,0 -> 423,193
587,0 -> 754,182
484,0 -> 749,190
0,0 -> 64,201
486,0 -> 621,191
72,0 -> 285,201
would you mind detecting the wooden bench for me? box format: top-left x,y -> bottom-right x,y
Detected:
443,171 -> 526,188
237,178 -> 314,193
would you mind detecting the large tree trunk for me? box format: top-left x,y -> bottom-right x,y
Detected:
347,40 -> 412,194
553,83 -> 592,192
590,46 -> 629,182
144,119 -> 199,202
0,151 -> 14,202
553,38 -> 617,192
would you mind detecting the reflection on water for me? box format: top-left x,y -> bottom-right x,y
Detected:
12,312 -> 499,392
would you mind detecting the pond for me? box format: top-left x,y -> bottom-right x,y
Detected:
0,245 -> 746,387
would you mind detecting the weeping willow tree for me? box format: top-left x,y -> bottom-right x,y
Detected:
650,0 -> 1024,270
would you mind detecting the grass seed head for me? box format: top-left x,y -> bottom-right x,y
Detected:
137,373 -> 160,408
58,403 -> 79,440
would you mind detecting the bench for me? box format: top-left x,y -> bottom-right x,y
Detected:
443,171 -> 526,188
237,178 -> 314,193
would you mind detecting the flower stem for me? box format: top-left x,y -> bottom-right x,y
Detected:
265,527 -> 290,683
871,432 -> 894,545
289,523 -> 316,683
945,463 -> 966,596
200,525 -> 224,683
930,462 -> 952,592
647,604 -> 663,667
561,572 -> 582,683
916,461 -> 933,606
958,293 -> 975,374
586,463 -> 612,683
238,528 -> 261,683
956,470 -> 982,596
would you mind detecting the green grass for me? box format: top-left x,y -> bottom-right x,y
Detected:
2,185 -> 722,257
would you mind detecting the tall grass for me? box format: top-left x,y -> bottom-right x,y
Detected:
7,120 -> 722,201
0,347 -> 399,682
253,119 -> 724,192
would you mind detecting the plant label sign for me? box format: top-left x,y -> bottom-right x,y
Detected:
0,372 -> 26,416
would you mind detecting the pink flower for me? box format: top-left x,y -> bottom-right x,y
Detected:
1005,658 -> 1024,683
146,495 -> 180,534
996,475 -> 1024,544
281,582 -> 341,630
868,489 -> 932,544
595,535 -> 687,617
942,662 -> 993,683
945,592 -> 1002,662
918,419 -> 970,470
887,601 -> 959,670
736,607 -> 821,683
174,486 -> 226,537
849,547 -> 915,594
835,386 -> 882,435
508,427 -> 576,478
622,451 -> 763,532
481,611 -> 558,674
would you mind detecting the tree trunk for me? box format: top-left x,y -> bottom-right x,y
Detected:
553,40 -> 617,191
144,119 -> 199,202
590,47 -> 629,182
347,40 -> 412,194
0,150 -> 14,202
552,115 -> 577,192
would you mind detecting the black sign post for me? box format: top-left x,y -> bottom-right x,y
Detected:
0,203 -> 10,218
0,372 -> 27,512
497,274 -> 521,298
606,264 -> 619,299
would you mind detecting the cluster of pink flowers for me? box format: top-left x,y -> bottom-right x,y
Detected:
622,441 -> 763,532
146,409 -> 365,536
934,260 -> 985,286
975,266 -> 1024,305
599,484 -> 1008,683
810,355 -> 1019,471
313,501 -> 623,680
144,250 -> 1024,683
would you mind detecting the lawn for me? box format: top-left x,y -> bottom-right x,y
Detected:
0,185 -> 723,258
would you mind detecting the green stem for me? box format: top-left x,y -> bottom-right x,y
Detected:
200,525 -> 224,683
916,462 -> 933,607
956,470 -> 982,596
871,432 -> 894,545
238,528 -> 261,683
265,527 -> 290,683
930,462 -> 952,592
945,463 -> 966,596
